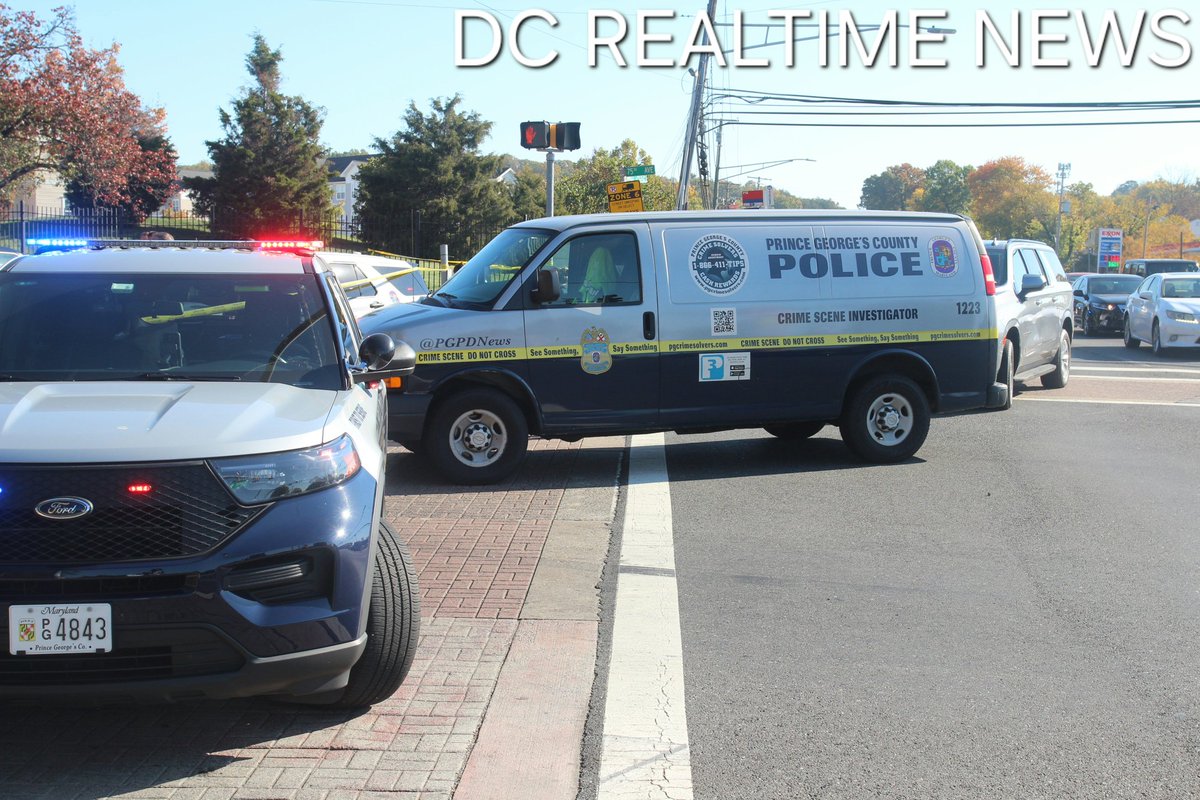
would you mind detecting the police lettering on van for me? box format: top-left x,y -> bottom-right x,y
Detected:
361,210 -> 1007,484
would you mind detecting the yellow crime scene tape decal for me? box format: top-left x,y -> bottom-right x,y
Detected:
415,329 -> 995,365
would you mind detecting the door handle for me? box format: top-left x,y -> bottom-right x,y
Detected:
369,301 -> 385,308
643,311 -> 656,340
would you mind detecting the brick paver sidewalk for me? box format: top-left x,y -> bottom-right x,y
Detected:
0,439 -> 618,800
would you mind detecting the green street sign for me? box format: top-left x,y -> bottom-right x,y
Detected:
624,165 -> 655,178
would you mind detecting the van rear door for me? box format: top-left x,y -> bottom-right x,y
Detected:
521,225 -> 660,434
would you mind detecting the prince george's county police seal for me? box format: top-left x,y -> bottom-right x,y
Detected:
689,234 -> 749,296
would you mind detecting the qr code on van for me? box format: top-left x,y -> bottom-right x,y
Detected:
711,308 -> 736,336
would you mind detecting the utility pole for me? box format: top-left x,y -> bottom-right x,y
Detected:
677,0 -> 719,210
1054,162 -> 1071,253
545,149 -> 556,217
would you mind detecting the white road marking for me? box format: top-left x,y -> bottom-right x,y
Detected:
1074,364 -> 1200,376
1017,397 -> 1200,407
599,433 -> 693,800
1069,375 -> 1200,383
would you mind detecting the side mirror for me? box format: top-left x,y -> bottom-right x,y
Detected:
358,332 -> 396,370
531,268 -> 561,304
1017,273 -> 1047,299
1139,291 -> 1153,300
1073,288 -> 1084,298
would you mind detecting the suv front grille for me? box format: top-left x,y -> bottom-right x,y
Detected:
0,464 -> 264,563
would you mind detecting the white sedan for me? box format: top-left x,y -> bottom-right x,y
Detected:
315,252 -> 429,319
1124,272 -> 1200,354
0,251 -> 19,267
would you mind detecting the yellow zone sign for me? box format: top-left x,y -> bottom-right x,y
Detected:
606,180 -> 644,214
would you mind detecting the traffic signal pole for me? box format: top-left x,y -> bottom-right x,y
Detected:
546,149 -> 556,217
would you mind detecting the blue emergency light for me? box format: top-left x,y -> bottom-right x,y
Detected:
26,238 -> 88,248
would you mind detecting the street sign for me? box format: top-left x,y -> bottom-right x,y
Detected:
607,181 -> 644,214
1097,227 -> 1123,272
624,165 -> 655,179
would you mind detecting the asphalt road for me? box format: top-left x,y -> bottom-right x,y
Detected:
590,336 -> 1200,799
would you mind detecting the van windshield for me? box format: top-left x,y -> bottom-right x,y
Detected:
428,227 -> 553,309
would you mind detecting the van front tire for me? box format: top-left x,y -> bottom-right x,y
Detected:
839,376 -> 930,463
428,388 -> 529,485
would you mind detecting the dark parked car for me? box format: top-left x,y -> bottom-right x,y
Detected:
1073,273 -> 1142,336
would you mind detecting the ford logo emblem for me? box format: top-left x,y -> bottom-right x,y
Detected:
34,497 -> 94,520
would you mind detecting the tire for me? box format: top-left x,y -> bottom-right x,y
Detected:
1123,315 -> 1140,349
838,376 -> 930,463
1082,312 -> 1094,337
327,521 -> 420,708
996,338 -> 1014,411
398,439 -> 422,455
1041,330 -> 1070,389
764,421 -> 825,440
1152,320 -> 1165,356
427,388 -> 529,485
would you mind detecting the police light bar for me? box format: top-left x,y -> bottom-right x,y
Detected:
26,238 -> 89,248
257,240 -> 323,251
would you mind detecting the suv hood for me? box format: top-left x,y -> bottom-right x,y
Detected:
0,382 -> 338,463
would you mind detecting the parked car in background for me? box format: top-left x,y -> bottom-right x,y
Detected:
0,239 -> 420,706
985,239 -> 1074,402
315,253 -> 429,319
1065,271 -> 1096,283
0,252 -> 18,267
1124,273 -> 1200,354
1123,258 -> 1200,277
1073,273 -> 1142,336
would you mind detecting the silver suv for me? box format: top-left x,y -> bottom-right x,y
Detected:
985,240 -> 1074,408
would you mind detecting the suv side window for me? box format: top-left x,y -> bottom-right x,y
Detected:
1015,249 -> 1045,284
1034,249 -> 1069,283
537,232 -> 642,307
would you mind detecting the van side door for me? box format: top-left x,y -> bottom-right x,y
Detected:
521,226 -> 660,434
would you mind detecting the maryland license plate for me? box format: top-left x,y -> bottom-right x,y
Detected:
8,603 -> 112,654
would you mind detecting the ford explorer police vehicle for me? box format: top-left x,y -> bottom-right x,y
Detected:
0,239 -> 418,706
361,210 -> 1008,484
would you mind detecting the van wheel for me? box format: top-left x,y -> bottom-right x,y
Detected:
764,421 -> 825,440
1041,330 -> 1070,389
1123,316 -> 1140,349
996,338 -> 1014,411
323,521 -> 419,708
839,376 -> 930,463
428,388 -> 528,484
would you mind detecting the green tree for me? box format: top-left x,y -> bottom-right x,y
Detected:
912,160 -> 973,215
509,164 -> 547,220
185,35 -> 333,238
967,156 -> 1056,241
356,95 -> 515,258
859,163 -> 924,210
1058,182 -> 1116,269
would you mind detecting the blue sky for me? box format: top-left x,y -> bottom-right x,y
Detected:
17,0 -> 1200,209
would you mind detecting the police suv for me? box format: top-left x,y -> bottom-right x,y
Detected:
361,210 -> 1009,484
0,239 -> 418,706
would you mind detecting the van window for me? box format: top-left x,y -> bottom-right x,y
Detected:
538,232 -> 642,307
1145,260 -> 1200,275
329,262 -> 377,299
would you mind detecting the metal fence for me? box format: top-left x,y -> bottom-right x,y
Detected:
0,204 -> 509,291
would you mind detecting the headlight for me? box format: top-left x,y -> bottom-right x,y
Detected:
1166,310 -> 1198,323
1090,301 -> 1114,311
210,434 -> 362,504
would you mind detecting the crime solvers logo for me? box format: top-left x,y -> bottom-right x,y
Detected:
689,234 -> 748,297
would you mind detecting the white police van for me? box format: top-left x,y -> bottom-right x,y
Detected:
361,210 -> 1007,484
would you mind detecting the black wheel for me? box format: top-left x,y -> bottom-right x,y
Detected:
764,421 -> 825,440
1041,330 -> 1070,389
1082,312 -> 1094,337
1123,315 -> 1140,349
1152,320 -> 1165,356
996,338 -> 1014,411
838,376 -> 930,463
327,521 -> 420,708
427,388 -> 529,484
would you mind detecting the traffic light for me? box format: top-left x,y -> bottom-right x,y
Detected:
519,121 -> 581,151
520,121 -> 549,149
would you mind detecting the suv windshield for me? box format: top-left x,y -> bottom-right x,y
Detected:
428,227 -> 553,308
0,273 -> 342,389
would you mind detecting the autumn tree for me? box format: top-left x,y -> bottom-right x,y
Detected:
859,163 -> 924,210
356,95 -> 514,258
0,5 -> 175,207
967,157 -> 1056,241
64,132 -> 178,221
912,160 -> 973,215
185,36 -> 333,238
556,140 -> 688,214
